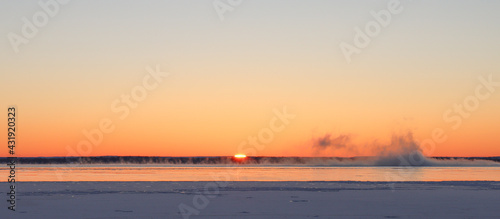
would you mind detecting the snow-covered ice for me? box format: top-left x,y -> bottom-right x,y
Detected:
1,181 -> 499,218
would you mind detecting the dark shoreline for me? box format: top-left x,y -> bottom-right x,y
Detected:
1,156 -> 499,165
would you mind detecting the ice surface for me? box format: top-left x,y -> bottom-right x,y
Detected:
1,181 -> 499,218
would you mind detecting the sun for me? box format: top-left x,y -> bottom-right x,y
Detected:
232,154 -> 247,163
234,154 -> 247,158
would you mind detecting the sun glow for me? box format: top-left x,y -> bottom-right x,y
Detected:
234,154 -> 247,158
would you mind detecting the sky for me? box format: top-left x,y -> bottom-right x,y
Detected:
1,0 -> 500,157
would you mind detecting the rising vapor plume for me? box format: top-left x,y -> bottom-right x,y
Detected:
313,134 -> 351,150
310,131 -> 499,166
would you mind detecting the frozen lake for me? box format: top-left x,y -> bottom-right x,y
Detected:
2,181 -> 500,218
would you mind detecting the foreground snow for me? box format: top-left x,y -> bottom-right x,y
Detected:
1,181 -> 499,218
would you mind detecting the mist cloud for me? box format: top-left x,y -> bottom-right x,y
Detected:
313,134 -> 351,150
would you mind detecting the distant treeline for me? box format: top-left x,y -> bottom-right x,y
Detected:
0,156 -> 354,165
0,156 -> 235,164
0,156 -> 499,165
432,157 -> 500,162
